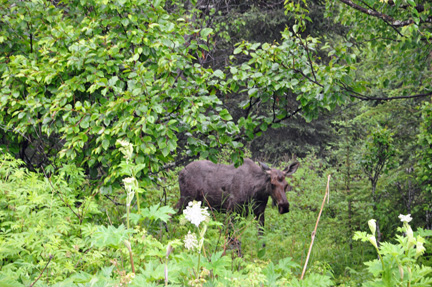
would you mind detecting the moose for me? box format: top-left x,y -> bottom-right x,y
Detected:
176,158 -> 299,228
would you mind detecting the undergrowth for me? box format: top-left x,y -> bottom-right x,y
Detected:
0,149 -> 431,286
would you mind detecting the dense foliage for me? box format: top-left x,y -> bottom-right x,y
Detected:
0,0 -> 244,182
1,0 -> 432,286
1,150 -> 431,286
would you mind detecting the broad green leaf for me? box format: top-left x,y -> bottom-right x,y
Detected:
91,225 -> 133,248
200,28 -> 213,38
213,69 -> 225,79
219,109 -> 232,121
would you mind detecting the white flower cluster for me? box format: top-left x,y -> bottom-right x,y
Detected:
398,214 -> 426,258
184,231 -> 198,250
123,177 -> 137,205
183,201 -> 210,228
356,214 -> 427,262
123,177 -> 137,192
398,214 -> 412,223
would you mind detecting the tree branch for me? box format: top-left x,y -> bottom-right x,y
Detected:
357,0 -> 404,37
294,33 -> 319,83
340,82 -> 432,101
233,107 -> 302,142
281,59 -> 324,88
338,0 -> 432,28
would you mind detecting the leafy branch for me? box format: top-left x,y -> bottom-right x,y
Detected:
338,0 -> 432,27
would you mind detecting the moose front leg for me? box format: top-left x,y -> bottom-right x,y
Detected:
254,202 -> 267,247
256,213 -> 267,248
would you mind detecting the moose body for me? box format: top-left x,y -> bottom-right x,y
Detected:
176,158 -> 299,227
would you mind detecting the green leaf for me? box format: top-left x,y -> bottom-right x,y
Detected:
407,0 -> 416,7
161,146 -> 169,157
121,18 -> 129,27
91,225 -> 133,248
102,139 -> 110,150
80,116 -> 90,129
200,28 -> 213,38
108,76 -> 118,87
219,109 -> 232,121
248,88 -> 258,96
233,47 -> 242,54
167,138 -> 177,151
140,204 -> 175,223
0,276 -> 25,287
213,69 -> 225,79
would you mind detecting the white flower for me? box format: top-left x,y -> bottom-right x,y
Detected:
398,214 -> 412,223
123,177 -> 138,192
123,177 -> 136,184
183,201 -> 209,228
368,219 -> 376,236
123,177 -> 137,205
184,231 -> 198,250
368,235 -> 378,249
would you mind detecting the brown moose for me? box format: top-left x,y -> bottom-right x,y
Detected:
176,158 -> 299,228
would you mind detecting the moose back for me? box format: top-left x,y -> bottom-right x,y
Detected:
176,158 -> 299,227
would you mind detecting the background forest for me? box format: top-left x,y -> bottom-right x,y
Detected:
1,0 -> 432,286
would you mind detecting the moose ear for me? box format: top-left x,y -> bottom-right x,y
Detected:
259,162 -> 271,173
284,162 -> 299,176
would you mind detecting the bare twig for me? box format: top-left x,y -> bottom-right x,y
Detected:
104,194 -> 122,206
30,254 -> 53,287
339,82 -> 432,101
301,175 -> 331,280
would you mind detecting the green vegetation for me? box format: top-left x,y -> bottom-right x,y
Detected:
1,149 -> 431,286
1,0 -> 431,286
